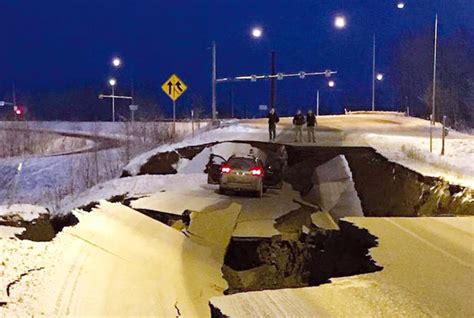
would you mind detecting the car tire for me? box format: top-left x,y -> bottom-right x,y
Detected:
255,187 -> 263,198
218,186 -> 225,195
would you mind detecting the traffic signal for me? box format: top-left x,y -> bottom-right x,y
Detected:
13,105 -> 25,118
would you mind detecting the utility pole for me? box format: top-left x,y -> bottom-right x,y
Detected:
111,85 -> 116,122
98,93 -> 133,122
372,34 -> 376,112
12,83 -> 16,107
270,51 -> 276,110
431,14 -> 438,125
229,83 -> 234,118
212,41 -> 217,121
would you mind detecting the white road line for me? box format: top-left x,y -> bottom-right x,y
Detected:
384,218 -> 473,269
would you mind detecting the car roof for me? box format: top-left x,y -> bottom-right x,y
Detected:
228,154 -> 258,160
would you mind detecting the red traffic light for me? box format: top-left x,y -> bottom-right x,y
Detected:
13,105 -> 25,116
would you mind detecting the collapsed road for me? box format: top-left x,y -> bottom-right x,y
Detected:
1,119 -> 473,317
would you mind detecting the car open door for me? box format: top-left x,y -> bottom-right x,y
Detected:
263,158 -> 284,189
263,146 -> 287,189
206,154 -> 226,184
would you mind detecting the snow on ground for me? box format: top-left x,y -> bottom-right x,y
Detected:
60,114 -> 473,219
0,147 -> 125,210
1,201 -> 240,317
176,142 -> 252,174
0,204 -> 48,221
0,120 -> 209,141
0,225 -> 25,238
0,121 -> 211,214
273,113 -> 474,188
124,124 -> 265,176
60,139 -> 299,237
0,114 -> 473,317
366,133 -> 474,187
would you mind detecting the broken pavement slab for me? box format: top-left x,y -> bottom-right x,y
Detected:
310,211 -> 339,231
5,201 -> 242,317
186,203 -> 241,259
210,217 -> 474,318
304,155 -> 363,220
131,191 -> 224,216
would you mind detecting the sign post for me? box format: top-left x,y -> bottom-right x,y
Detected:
162,74 -> 188,137
429,114 -> 433,153
191,109 -> 195,138
98,94 -> 133,121
129,104 -> 139,122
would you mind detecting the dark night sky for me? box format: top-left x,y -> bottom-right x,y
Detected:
1,0 -> 473,118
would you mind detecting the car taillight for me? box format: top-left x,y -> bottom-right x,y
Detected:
250,167 -> 263,176
221,166 -> 232,174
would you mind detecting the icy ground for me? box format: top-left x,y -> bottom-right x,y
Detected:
0,113 -> 472,317
0,121 -> 208,211
1,113 -> 472,222
253,113 -> 474,188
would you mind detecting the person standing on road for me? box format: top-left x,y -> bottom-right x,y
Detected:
306,109 -> 317,143
293,110 -> 305,142
267,108 -> 279,141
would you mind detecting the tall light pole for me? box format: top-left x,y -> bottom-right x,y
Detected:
372,34 -> 376,111
212,27 -> 262,121
211,42 -> 217,121
317,81 -> 336,116
109,78 -> 117,122
431,14 -> 438,125
429,14 -> 439,153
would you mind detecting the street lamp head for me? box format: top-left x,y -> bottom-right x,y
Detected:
397,2 -> 405,9
328,80 -> 336,88
376,73 -> 384,81
109,78 -> 117,87
112,57 -> 122,68
334,15 -> 347,29
251,27 -> 263,38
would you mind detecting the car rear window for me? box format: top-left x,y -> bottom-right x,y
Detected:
227,158 -> 256,170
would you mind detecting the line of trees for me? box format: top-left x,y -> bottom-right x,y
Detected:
393,27 -> 474,130
0,85 -> 213,122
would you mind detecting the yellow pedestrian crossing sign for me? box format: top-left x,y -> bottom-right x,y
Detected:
162,74 -> 187,101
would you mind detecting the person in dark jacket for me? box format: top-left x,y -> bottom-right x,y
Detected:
306,110 -> 317,142
292,110 -> 305,142
267,108 -> 279,141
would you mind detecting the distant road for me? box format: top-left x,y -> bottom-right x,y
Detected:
0,128 -> 125,208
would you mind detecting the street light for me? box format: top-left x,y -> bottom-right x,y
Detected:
316,81 -> 336,116
212,28 -> 264,121
251,27 -> 263,38
376,73 -> 384,81
334,15 -> 347,29
397,2 -> 405,9
108,78 -> 117,122
112,57 -> 122,68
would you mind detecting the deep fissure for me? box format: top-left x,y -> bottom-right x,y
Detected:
223,220 -> 382,294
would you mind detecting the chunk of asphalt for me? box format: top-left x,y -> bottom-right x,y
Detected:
304,155 -> 364,220
186,203 -> 241,257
